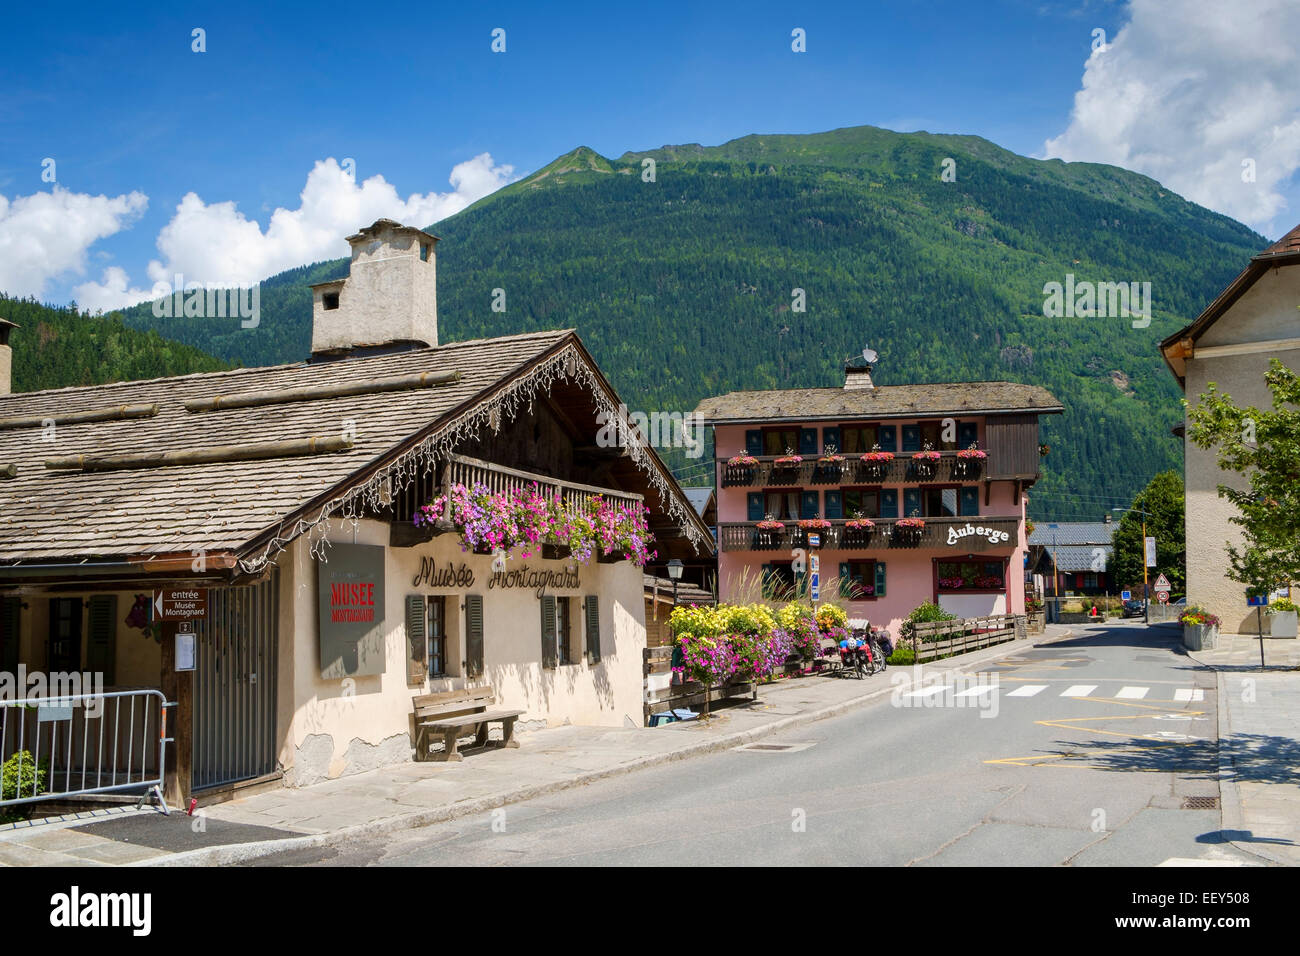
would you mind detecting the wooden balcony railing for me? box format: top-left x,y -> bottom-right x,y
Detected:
720,452 -> 987,488
717,516 -> 1019,553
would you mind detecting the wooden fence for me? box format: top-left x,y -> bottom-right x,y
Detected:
909,614 -> 1021,662
642,645 -> 753,724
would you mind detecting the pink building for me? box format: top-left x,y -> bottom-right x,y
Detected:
695,363 -> 1062,636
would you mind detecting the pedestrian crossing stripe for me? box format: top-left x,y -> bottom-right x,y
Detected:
1173,688 -> 1205,702
1062,685 -> 1097,697
1116,686 -> 1150,699
953,685 -> 997,697
990,685 -> 1204,702
1006,685 -> 1049,697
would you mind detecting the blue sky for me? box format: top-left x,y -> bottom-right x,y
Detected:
2,0 -> 1297,310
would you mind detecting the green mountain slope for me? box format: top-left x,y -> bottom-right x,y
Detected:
0,295 -> 231,392
115,125 -> 1267,519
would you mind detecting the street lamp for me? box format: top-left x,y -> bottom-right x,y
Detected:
666,559 -> 684,608
1113,507 -> 1152,625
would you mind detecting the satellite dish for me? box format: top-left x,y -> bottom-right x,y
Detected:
862,346 -> 879,364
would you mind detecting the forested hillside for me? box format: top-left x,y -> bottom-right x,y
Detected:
114,126 -> 1268,519
0,296 -> 231,392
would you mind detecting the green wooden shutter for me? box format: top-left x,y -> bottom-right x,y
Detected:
86,595 -> 116,685
879,425 -> 897,452
800,491 -> 819,519
1,597 -> 21,674
822,426 -> 841,452
745,429 -> 763,455
839,562 -> 851,598
880,489 -> 898,518
824,491 -> 842,519
465,595 -> 484,678
903,488 -> 922,518
747,492 -> 764,521
540,595 -> 557,668
958,422 -> 979,448
585,596 -> 601,664
902,426 -> 921,451
960,487 -> 980,516
798,428 -> 818,455
875,561 -> 887,598
405,595 -> 426,684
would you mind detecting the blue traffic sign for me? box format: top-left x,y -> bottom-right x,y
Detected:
1121,590 -> 1131,601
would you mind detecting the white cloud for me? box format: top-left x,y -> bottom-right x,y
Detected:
1044,0 -> 1300,237
0,187 -> 147,299
73,153 -> 516,311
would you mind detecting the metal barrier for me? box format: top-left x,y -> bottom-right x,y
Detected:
0,689 -> 173,813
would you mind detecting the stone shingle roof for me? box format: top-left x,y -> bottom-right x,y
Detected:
695,381 -> 1063,424
0,329 -> 639,565
1027,522 -> 1116,546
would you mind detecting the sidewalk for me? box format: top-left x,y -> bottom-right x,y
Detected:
1186,633 -> 1300,866
0,626 -> 1071,866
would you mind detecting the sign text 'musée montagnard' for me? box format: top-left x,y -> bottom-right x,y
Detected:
488,564 -> 581,598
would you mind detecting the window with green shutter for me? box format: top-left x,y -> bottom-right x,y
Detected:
879,425 -> 897,452
745,429 -> 763,455
405,595 -> 426,685
959,487 -> 980,516
822,426 -> 841,453
902,426 -> 921,452
903,488 -> 922,518
799,491 -> 819,520
798,428 -> 819,455
824,491 -> 842,519
747,492 -> 764,521
958,421 -> 979,449
584,596 -> 601,663
464,595 -> 484,678
880,489 -> 899,518
875,562 -> 887,597
86,597 -> 117,684
540,595 -> 557,669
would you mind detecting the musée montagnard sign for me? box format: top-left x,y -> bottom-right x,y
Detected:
318,543 -> 386,678
945,522 -> 1012,548
413,556 -> 580,597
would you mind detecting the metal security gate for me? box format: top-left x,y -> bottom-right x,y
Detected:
193,572 -> 279,790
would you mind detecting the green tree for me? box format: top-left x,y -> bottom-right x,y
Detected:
1111,470 -> 1185,594
1185,358 -> 1300,594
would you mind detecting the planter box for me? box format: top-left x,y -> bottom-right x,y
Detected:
1269,610 -> 1298,638
858,462 -> 890,483
1182,623 -> 1220,651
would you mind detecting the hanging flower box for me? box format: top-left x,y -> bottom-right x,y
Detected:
843,517 -> 875,548
952,446 -> 987,479
858,449 -> 894,482
814,445 -> 845,483
724,453 -> 760,486
910,449 -> 941,480
754,517 -> 785,549
893,516 -> 926,546
798,517 -> 832,531
772,448 -> 803,473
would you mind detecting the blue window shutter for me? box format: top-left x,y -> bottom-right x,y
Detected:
747,492 -> 763,521
824,491 -> 842,519
800,491 -> 819,519
879,425 -> 897,452
745,429 -> 762,455
822,426 -> 841,452
958,421 -> 978,448
960,487 -> 980,516
903,488 -> 922,518
798,428 -> 818,455
839,562 -> 852,597
902,426 -> 921,451
880,489 -> 898,518
875,562 -> 887,597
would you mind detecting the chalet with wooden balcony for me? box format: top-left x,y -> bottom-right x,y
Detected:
0,219 -> 711,804
695,361 -> 1062,635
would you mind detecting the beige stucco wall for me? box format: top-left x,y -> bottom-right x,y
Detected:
1183,265 -> 1300,631
276,519 -> 646,785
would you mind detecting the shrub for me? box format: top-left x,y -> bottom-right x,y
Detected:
887,647 -> 916,666
776,602 -> 819,660
900,601 -> 957,644
1266,597 -> 1298,615
1179,606 -> 1221,628
1,749 -> 48,823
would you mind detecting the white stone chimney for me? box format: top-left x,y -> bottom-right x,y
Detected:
310,219 -> 439,358
0,319 -> 17,395
844,362 -> 875,390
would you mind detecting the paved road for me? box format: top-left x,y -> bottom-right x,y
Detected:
253,622 -> 1260,866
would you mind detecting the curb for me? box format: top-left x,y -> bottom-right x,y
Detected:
133,629 -> 1072,867
1211,670 -> 1290,867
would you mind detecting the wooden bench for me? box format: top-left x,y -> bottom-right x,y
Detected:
412,686 -> 524,762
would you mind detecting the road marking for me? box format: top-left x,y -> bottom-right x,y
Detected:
1116,686 -> 1149,699
902,687 -> 947,698
1062,684 -> 1097,697
1173,688 -> 1205,702
1006,685 -> 1048,697
954,685 -> 997,697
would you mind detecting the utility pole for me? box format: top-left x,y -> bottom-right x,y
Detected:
1113,507 -> 1153,626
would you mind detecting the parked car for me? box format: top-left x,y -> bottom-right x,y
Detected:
1122,599 -> 1147,618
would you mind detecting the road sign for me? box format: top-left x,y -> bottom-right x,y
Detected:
1145,537 -> 1157,568
1157,590 -> 1170,604
807,533 -> 821,549
154,587 -> 208,621
1153,573 -> 1170,590
811,570 -> 820,603
1121,590 -> 1132,601
1246,592 -> 1268,607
